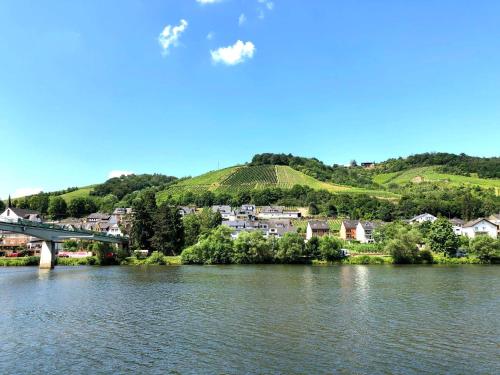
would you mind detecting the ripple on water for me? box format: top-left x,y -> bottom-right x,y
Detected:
0,265 -> 499,375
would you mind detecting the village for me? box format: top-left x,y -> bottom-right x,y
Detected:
1,203 -> 498,258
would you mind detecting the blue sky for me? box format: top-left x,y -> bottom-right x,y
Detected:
1,0 -> 500,198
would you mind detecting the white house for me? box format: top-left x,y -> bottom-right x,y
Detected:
257,206 -> 301,220
241,204 -> 256,213
212,205 -> 234,220
356,221 -> 380,243
488,214 -> 500,235
0,207 -> 42,223
108,223 -> 123,237
449,218 -> 465,236
306,220 -> 329,240
461,218 -> 498,239
409,213 -> 437,224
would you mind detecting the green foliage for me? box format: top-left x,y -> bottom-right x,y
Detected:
67,197 -> 98,218
0,256 -> 40,266
183,214 -> 201,247
91,242 -> 114,265
379,152 -> 500,179
305,236 -> 321,258
182,226 -> 234,265
385,227 -> 422,264
374,221 -> 410,244
250,153 -> 377,188
199,207 -> 223,233
48,196 -> 67,219
152,204 -> 184,255
275,232 -> 306,263
232,231 -> 272,264
308,202 -> 320,215
418,249 -> 434,264
427,218 -> 460,256
98,194 -> 119,213
343,255 -> 390,265
131,190 -> 157,250
469,236 -> 500,263
62,240 -> 79,252
432,253 -> 482,264
56,257 -> 98,266
319,236 -> 343,261
143,251 -> 169,265
0,199 -> 5,212
91,174 -> 177,200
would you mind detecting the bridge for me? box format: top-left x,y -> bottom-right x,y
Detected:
0,219 -> 128,269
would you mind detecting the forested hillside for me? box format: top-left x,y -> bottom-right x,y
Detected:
4,152 -> 499,221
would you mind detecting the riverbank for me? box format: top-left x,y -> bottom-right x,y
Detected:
0,253 -> 492,266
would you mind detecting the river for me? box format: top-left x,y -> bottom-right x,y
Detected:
0,265 -> 498,374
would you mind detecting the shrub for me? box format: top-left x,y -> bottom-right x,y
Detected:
469,236 -> 500,263
0,256 -> 40,266
427,218 -> 460,256
305,236 -> 321,259
344,255 -> 389,265
418,249 -> 434,264
181,226 -> 234,264
319,236 -> 343,261
143,251 -> 168,265
385,227 -> 422,264
232,231 -> 272,264
275,232 -> 306,263
181,246 -> 204,265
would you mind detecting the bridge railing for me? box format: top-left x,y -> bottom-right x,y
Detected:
0,217 -> 128,241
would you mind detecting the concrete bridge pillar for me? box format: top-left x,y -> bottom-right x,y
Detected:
40,241 -> 56,269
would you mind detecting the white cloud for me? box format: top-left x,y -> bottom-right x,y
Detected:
158,19 -> 188,55
238,13 -> 247,26
108,170 -> 134,179
211,40 -> 255,65
206,32 -> 215,40
257,0 -> 274,19
12,187 -> 43,198
196,0 -> 222,4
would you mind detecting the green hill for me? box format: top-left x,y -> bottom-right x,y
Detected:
59,186 -> 95,202
373,166 -> 500,193
157,165 -> 398,201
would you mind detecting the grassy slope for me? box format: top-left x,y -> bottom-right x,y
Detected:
59,186 -> 95,202
157,165 -> 398,201
373,166 -> 500,192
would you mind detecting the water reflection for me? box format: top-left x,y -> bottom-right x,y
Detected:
0,265 -> 498,375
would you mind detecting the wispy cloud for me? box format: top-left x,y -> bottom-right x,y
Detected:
108,170 -> 134,179
211,40 -> 255,65
206,31 -> 215,40
196,0 -> 222,4
257,0 -> 274,19
238,13 -> 247,26
12,187 -> 43,198
158,19 -> 188,56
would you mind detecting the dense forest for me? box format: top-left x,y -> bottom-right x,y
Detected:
90,174 -> 177,200
377,152 -> 500,178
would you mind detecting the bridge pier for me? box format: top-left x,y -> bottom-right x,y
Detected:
40,241 -> 56,269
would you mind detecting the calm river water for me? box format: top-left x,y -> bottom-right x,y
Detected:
0,265 -> 499,374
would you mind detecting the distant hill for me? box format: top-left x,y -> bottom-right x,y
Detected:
8,152 -> 499,209
157,164 -> 399,202
373,166 -> 500,192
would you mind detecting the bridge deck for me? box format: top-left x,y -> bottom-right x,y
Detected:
0,218 -> 128,244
